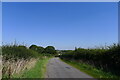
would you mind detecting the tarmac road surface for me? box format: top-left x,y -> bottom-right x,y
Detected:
45,57 -> 93,78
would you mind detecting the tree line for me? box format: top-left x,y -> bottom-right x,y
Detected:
29,45 -> 56,54
2,44 -> 56,60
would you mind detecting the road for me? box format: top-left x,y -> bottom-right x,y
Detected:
45,57 -> 93,78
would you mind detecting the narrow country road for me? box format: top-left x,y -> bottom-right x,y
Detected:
45,57 -> 93,78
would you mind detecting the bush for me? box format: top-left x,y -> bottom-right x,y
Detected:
60,44 -> 120,75
29,45 -> 44,54
2,45 -> 40,60
44,46 -> 56,54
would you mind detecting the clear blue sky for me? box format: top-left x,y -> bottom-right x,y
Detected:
3,2 -> 118,50
0,2 -> 2,46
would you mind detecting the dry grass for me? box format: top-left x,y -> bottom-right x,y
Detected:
2,58 -> 37,78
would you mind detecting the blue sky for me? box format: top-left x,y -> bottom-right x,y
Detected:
3,2 -> 118,50
0,2 -> 2,46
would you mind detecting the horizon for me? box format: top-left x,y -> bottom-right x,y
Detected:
2,2 -> 118,50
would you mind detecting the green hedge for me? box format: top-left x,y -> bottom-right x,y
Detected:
60,44 -> 120,75
2,45 -> 40,60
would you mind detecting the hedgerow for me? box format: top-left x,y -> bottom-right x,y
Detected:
2,45 -> 41,60
60,44 -> 120,75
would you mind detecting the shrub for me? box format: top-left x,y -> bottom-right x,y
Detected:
2,45 -> 40,60
29,45 -> 44,54
44,46 -> 56,54
60,44 -> 120,75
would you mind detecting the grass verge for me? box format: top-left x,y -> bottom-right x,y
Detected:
13,57 -> 51,78
61,59 -> 120,79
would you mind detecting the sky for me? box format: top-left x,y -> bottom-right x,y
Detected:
2,2 -> 118,50
2,0 -> 119,2
0,2 -> 2,46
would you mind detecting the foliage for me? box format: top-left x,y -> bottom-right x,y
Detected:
29,45 -> 44,54
12,58 -> 50,78
2,44 -> 56,60
44,46 -> 56,54
62,59 -> 120,78
29,45 -> 38,51
2,45 -> 40,60
37,46 -> 44,53
29,45 -> 56,54
2,43 -> 55,78
60,44 -> 120,76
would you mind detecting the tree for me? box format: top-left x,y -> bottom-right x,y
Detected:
37,46 -> 44,53
44,46 -> 56,54
29,45 -> 44,54
29,45 -> 38,51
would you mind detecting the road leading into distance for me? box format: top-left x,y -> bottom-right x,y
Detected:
45,57 -> 93,78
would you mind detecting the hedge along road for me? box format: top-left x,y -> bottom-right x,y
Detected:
45,57 -> 93,78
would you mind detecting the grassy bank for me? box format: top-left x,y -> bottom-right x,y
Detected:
2,45 -> 41,78
2,43 -> 56,78
61,59 -> 120,79
13,57 -> 51,78
60,44 -> 120,77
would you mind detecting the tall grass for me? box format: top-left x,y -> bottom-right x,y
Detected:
62,59 -> 119,78
13,57 -> 50,78
2,43 -> 53,78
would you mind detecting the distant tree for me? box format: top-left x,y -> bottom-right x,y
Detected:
44,46 -> 56,54
29,45 -> 44,54
29,45 -> 38,51
37,46 -> 44,53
